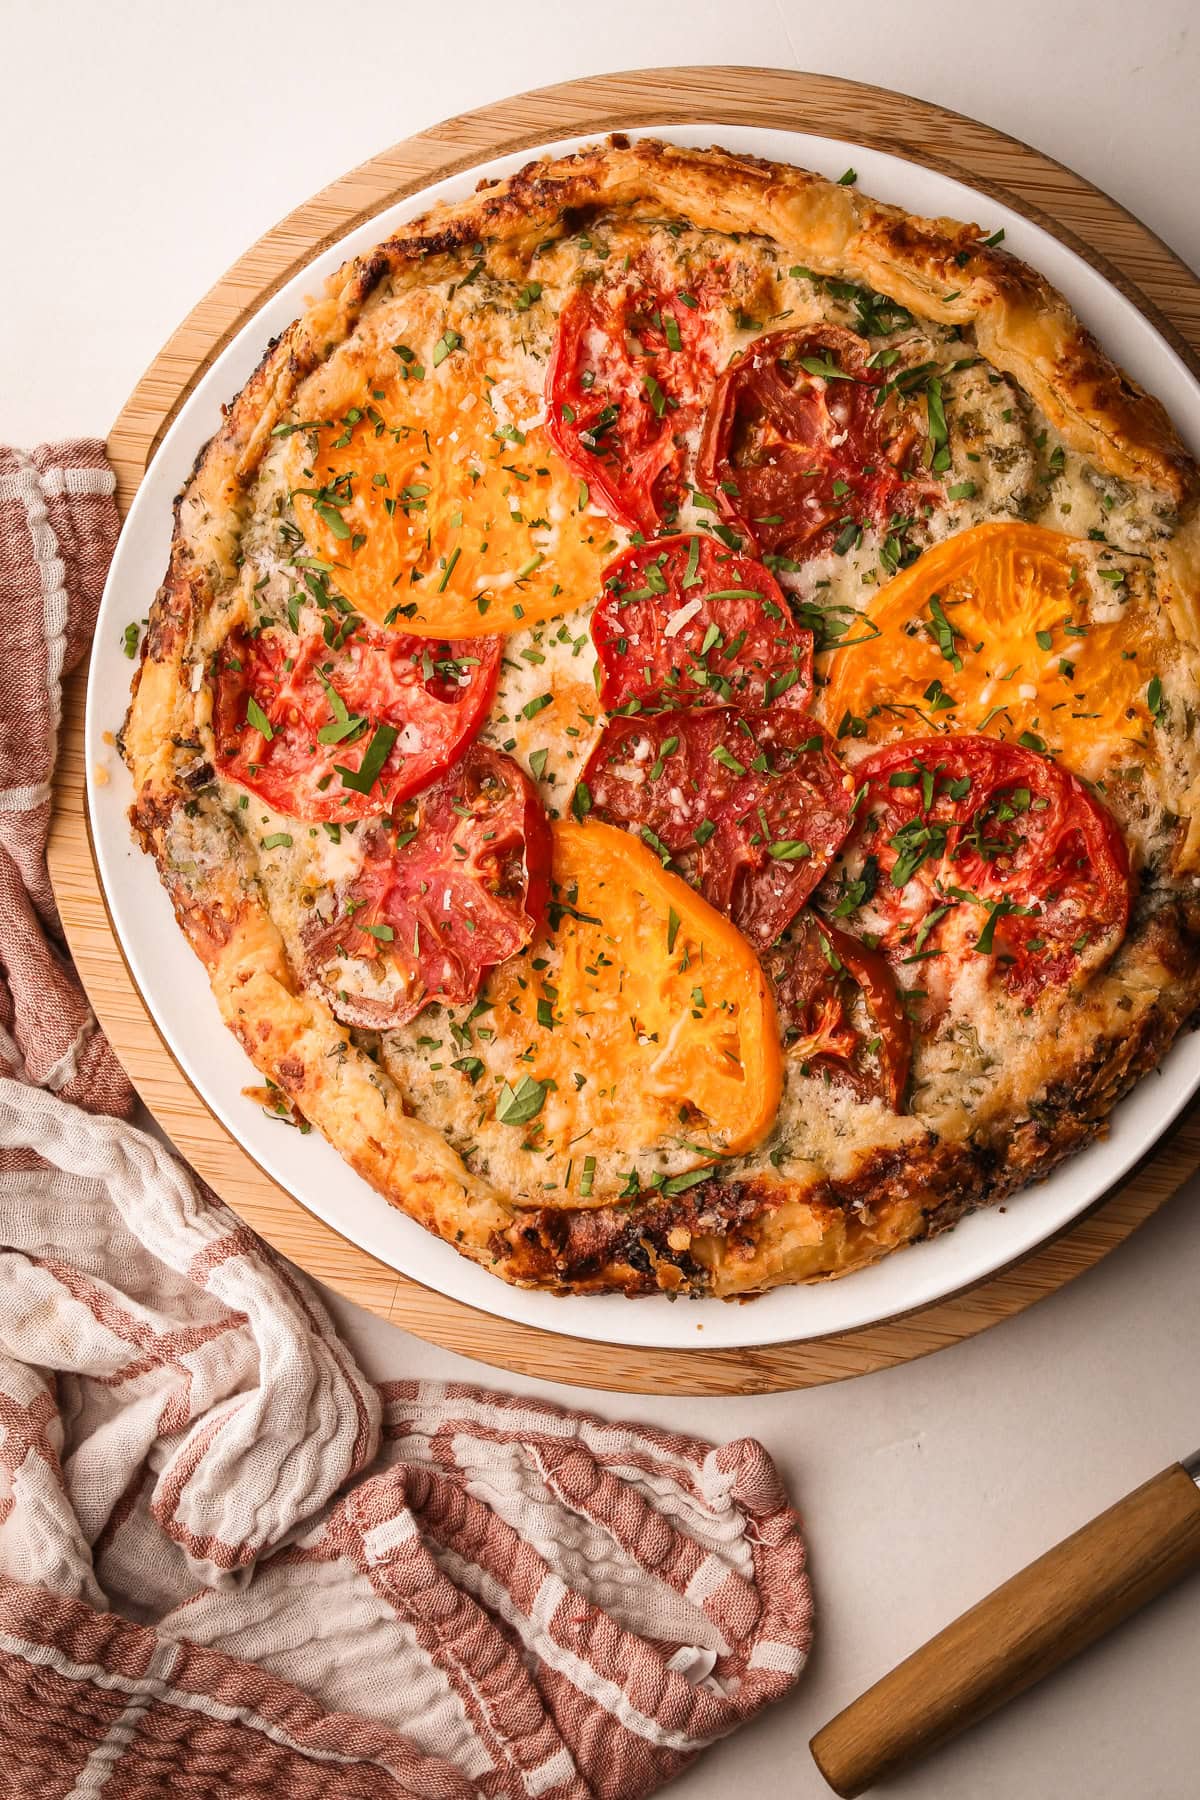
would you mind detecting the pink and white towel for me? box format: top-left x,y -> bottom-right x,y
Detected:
0,442 -> 813,1797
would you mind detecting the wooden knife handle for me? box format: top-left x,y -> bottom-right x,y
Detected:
810,1461 -> 1200,1796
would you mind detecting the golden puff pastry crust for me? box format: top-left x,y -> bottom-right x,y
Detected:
124,138 -> 1200,1298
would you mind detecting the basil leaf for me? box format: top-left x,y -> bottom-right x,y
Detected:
496,1075 -> 550,1126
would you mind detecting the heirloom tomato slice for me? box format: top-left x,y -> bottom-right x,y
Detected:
301,744 -> 550,1029
281,302 -> 612,638
579,708 -> 853,949
761,913 -> 912,1110
545,271 -> 723,535
213,613 -> 500,823
835,735 -> 1131,1004
591,535 -> 813,713
817,521 -> 1162,788
479,820 -> 783,1177
696,323 -> 939,563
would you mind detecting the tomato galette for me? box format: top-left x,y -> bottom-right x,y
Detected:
123,138 -> 1200,1297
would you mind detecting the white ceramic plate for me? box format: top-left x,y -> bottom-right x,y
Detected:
88,124 -> 1200,1351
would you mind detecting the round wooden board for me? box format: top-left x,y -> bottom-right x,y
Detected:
49,67 -> 1200,1395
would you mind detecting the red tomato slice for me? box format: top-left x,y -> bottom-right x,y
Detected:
762,913 -> 912,1110
834,736 -> 1131,1004
696,324 -> 937,564
212,613 -> 500,822
301,744 -> 551,1029
545,272 -> 723,536
591,535 -> 813,713
578,709 -> 853,949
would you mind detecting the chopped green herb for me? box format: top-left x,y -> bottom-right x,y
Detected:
799,354 -> 853,382
974,896 -> 1028,954
432,329 -> 462,367
832,854 -> 879,917
496,1074 -> 550,1126
642,373 -> 667,417
246,697 -> 274,739
927,594 -> 964,670
926,377 -> 951,475
640,825 -> 673,863
662,1167 -> 713,1196
682,535 -> 702,589
335,722 -> 398,794
437,547 -> 461,593
923,678 -> 956,712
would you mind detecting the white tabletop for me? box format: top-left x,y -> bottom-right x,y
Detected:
7,4 -> 1200,1793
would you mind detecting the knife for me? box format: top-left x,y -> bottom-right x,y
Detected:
810,1452 -> 1200,1796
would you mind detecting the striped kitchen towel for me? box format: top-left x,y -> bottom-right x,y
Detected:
0,441 -> 813,1797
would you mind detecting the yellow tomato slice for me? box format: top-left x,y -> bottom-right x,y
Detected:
818,522 -> 1162,782
482,820 -> 782,1187
282,302 -> 614,637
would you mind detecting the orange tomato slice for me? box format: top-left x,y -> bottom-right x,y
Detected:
282,304 -> 614,638
481,820 -> 782,1189
818,522 -> 1162,782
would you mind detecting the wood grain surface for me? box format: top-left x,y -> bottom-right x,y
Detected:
809,1462 -> 1200,1795
47,66 -> 1200,1394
